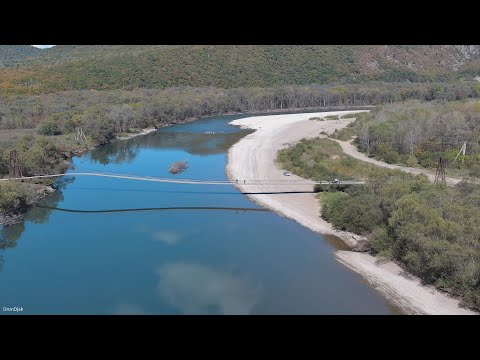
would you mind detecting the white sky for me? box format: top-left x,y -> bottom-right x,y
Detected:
31,45 -> 55,49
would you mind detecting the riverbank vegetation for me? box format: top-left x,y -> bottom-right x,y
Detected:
1,82 -> 478,132
277,137 -> 480,311
0,135 -> 68,177
1,85 -> 479,223
334,100 -> 480,177
1,82 -> 478,159
277,137 -> 376,181
0,135 -> 67,220
322,173 -> 480,311
0,181 -> 53,221
0,182 -> 28,215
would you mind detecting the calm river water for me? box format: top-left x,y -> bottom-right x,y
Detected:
0,114 -> 400,314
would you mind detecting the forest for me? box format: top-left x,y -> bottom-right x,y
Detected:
322,173 -> 480,311
277,137 -> 480,311
339,100 -> 480,177
1,82 -> 479,134
1,45 -> 480,94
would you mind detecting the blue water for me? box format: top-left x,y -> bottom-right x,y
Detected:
0,115 -> 398,314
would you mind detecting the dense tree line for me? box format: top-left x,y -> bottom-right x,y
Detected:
347,100 -> 480,176
1,82 -> 478,134
277,137 -> 480,311
321,172 -> 480,310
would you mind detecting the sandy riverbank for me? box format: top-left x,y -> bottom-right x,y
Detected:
226,111 -> 476,315
336,251 -> 475,315
227,111 -> 368,247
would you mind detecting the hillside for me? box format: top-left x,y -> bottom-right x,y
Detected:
0,45 -> 42,67
1,45 -> 479,94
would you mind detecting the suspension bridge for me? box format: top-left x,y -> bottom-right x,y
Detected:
0,171 -> 366,186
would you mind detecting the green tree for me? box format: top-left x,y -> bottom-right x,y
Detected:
0,182 -> 27,214
38,120 -> 61,135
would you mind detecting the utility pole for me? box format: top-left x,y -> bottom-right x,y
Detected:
434,157 -> 446,183
452,142 -> 467,164
74,127 -> 87,143
9,149 -> 22,178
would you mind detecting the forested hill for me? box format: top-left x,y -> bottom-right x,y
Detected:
0,45 -> 42,67
1,45 -> 480,94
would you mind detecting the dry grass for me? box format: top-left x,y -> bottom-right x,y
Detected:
0,129 -> 35,150
277,137 -> 377,181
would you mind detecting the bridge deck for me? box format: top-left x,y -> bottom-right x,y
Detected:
0,172 -> 366,186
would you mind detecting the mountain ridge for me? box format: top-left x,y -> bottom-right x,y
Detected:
0,45 -> 43,67
0,45 -> 479,94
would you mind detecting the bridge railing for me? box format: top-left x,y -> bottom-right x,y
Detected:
0,172 -> 366,186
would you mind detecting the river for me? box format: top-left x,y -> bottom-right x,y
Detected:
0,114 -> 400,314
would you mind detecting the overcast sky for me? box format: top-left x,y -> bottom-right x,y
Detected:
31,45 -> 55,49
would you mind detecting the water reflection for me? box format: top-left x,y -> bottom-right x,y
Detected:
141,130 -> 253,155
152,231 -> 182,245
89,141 -> 141,165
87,129 -> 252,165
137,224 -> 184,245
0,178 -> 73,252
24,188 -> 65,225
0,223 -> 26,250
156,262 -> 263,315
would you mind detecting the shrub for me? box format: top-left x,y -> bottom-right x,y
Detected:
38,120 -> 61,136
469,164 -> 480,178
313,184 -> 324,193
15,135 -> 64,176
383,150 -> 400,164
320,191 -> 349,227
324,115 -> 339,120
405,155 -> 418,167
0,182 -> 28,215
64,115 -> 83,133
369,226 -> 393,257
340,112 -> 363,119
336,193 -> 383,235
